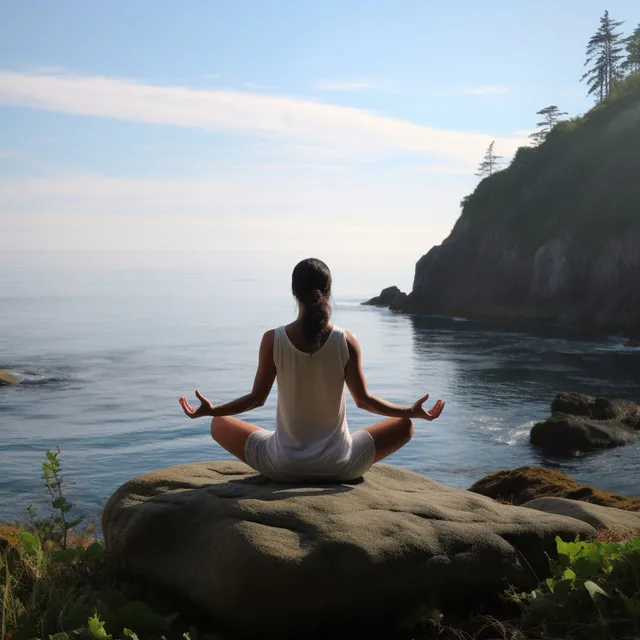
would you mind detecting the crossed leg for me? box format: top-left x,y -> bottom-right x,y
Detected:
210,415 -> 413,465
210,415 -> 266,463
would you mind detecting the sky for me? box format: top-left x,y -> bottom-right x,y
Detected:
0,0 -> 638,282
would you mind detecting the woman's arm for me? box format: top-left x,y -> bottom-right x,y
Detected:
344,331 -> 444,420
179,330 -> 277,418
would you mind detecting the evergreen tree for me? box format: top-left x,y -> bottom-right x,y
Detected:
581,10 -> 626,101
475,141 -> 502,179
622,24 -> 640,74
529,105 -> 569,146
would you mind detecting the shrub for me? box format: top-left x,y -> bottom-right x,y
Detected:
508,535 -> 640,639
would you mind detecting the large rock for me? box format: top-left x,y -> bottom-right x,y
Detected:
362,286 -> 404,307
530,392 -> 640,454
0,370 -> 18,386
103,461 -> 594,636
522,497 -> 640,533
469,466 -> 640,511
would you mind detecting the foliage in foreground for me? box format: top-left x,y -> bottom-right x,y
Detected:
0,449 -> 181,640
508,533 -> 640,640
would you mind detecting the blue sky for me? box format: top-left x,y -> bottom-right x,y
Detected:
0,0 -> 638,270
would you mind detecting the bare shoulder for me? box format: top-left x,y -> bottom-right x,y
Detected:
261,329 -> 276,347
343,329 -> 360,354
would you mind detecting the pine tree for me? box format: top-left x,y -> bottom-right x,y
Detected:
622,24 -> 640,74
475,141 -> 502,179
581,10 -> 626,102
529,105 -> 569,146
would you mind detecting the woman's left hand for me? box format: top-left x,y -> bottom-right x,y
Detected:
179,390 -> 215,419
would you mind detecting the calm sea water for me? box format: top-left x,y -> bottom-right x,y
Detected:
1,252 -> 639,523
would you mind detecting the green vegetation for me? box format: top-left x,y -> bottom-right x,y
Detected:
475,141 -> 502,179
529,106 -> 569,147
508,534 -> 640,639
463,70 -> 640,251
0,450 -> 183,640
582,10 -> 627,102
1,452 -> 638,640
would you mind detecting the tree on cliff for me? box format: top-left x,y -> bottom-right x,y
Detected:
581,10 -> 626,102
475,141 -> 502,179
529,106 -> 569,146
622,24 -> 640,73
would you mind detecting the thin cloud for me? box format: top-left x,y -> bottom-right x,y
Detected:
464,85 -> 509,96
0,70 -> 525,163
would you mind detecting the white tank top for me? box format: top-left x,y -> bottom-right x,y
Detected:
271,324 -> 352,469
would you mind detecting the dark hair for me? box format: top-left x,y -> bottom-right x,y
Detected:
291,258 -> 332,353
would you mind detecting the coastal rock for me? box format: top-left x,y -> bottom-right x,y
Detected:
378,85 -> 640,332
469,466 -> 640,511
103,461 -> 594,636
530,392 -> 640,454
522,497 -> 640,533
0,370 -> 18,386
362,285 -> 404,307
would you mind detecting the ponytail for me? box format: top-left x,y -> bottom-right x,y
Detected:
291,258 -> 332,353
302,288 -> 331,353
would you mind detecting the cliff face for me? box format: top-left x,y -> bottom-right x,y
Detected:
404,76 -> 640,331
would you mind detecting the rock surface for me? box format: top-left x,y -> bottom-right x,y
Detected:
361,86 -> 640,332
522,497 -> 640,533
469,466 -> 640,511
530,392 -> 640,454
103,461 -> 594,636
0,370 -> 18,386
362,285 -> 406,308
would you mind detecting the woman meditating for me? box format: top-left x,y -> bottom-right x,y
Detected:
179,258 -> 445,482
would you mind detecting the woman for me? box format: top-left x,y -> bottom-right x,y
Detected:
179,258 -> 445,482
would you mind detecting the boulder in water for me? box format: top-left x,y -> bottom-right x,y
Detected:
362,285 -> 405,307
530,392 -> 640,454
102,461 -> 594,636
0,370 -> 18,386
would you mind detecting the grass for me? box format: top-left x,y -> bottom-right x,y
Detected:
1,450 -> 638,640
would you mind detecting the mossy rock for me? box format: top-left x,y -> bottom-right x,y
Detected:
469,466 -> 640,511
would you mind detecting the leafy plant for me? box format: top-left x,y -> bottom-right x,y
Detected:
508,535 -> 640,638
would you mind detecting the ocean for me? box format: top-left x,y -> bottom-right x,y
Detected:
1,250 -> 639,523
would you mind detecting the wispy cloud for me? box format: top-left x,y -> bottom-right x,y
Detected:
0,70 -> 525,164
313,78 -> 394,92
463,85 -> 509,96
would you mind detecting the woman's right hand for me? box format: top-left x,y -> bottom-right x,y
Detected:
409,394 -> 445,420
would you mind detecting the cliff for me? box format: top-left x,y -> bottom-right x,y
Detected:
400,74 -> 640,332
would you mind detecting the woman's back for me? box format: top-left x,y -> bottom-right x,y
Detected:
272,324 -> 351,463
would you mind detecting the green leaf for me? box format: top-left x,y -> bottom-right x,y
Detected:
51,497 -> 66,509
88,613 -> 112,640
84,542 -> 105,562
17,531 -> 40,557
49,633 -> 70,640
52,549 -> 80,564
117,601 -> 173,633
584,580 -> 609,600
123,629 -> 139,640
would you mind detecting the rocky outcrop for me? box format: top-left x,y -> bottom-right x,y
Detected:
469,466 -> 640,511
363,85 -> 640,332
522,497 -> 640,533
103,461 -> 594,637
530,392 -> 640,454
0,370 -> 18,386
362,285 -> 407,309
